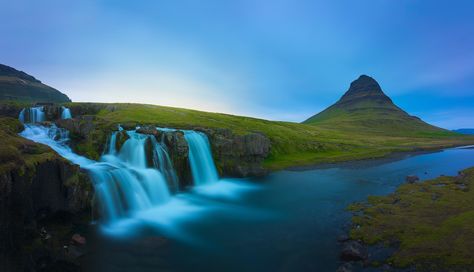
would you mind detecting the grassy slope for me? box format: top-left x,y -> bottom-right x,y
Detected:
68,102 -> 474,170
0,117 -> 57,174
348,167 -> 474,270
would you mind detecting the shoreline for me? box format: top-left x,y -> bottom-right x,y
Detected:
281,144 -> 474,173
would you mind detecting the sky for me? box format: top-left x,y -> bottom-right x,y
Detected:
0,0 -> 473,129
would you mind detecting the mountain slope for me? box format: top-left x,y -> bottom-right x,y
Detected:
303,75 -> 445,135
0,64 -> 71,103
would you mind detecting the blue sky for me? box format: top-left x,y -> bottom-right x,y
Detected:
1,0 -> 473,129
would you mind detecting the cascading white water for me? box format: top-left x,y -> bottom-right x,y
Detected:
19,106 -> 46,123
61,106 -> 72,119
20,125 -> 173,224
19,123 -> 258,239
184,131 -> 219,185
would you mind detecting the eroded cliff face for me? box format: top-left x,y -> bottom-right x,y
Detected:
196,128 -> 271,177
0,117 -> 93,271
0,157 -> 93,271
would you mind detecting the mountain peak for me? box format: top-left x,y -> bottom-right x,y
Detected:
337,75 -> 392,105
302,75 -> 443,134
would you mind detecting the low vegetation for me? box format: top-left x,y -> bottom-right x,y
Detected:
349,167 -> 474,270
0,117 -> 56,174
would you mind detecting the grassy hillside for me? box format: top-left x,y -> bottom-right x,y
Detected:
66,102 -> 474,170
0,64 -> 71,103
349,167 -> 474,270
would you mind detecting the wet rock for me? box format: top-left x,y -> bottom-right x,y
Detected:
137,126 -> 162,138
120,122 -> 137,130
337,234 -> 350,242
115,130 -> 129,151
162,131 -> 191,189
340,240 -> 368,261
336,262 -> 353,272
405,175 -> 419,184
43,105 -> 62,120
65,245 -> 86,259
71,234 -> 86,246
0,158 -> 93,271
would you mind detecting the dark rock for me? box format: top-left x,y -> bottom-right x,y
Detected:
0,103 -> 23,118
340,240 -> 368,261
137,126 -> 162,138
200,128 -> 271,177
337,234 -> 350,242
162,131 -> 192,189
406,175 -> 420,184
336,262 -> 353,272
43,105 -> 62,120
71,234 -> 86,246
115,130 -> 129,151
0,158 -> 92,271
56,117 -> 96,138
120,123 -> 137,130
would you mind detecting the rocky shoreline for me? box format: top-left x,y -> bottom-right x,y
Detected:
339,170 -> 474,272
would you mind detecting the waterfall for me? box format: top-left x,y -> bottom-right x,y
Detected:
18,106 -> 46,123
20,125 -> 172,224
19,121 -> 226,230
61,106 -> 72,119
184,131 -> 219,185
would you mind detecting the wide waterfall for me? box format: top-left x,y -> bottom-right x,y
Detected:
18,106 -> 46,123
19,121 -> 259,242
61,106 -> 72,119
184,131 -> 219,185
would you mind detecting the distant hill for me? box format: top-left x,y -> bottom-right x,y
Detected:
0,64 -> 71,103
303,75 -> 446,135
453,129 -> 474,135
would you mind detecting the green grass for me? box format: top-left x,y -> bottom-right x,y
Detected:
0,117 -> 57,174
349,167 -> 474,270
66,102 -> 474,170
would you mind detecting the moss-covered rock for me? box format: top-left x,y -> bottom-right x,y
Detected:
348,168 -> 474,271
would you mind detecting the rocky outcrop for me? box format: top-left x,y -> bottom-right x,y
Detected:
197,128 -> 271,177
0,158 -> 93,271
56,117 -> 110,160
340,240 -> 368,261
162,130 -> 192,189
405,175 -> 420,184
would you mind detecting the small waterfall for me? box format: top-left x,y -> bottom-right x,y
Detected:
185,131 -> 219,185
19,106 -> 46,123
150,136 -> 179,192
61,106 -> 72,119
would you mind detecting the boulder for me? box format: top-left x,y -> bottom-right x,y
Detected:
336,262 -> 353,272
137,126 -> 162,138
162,131 -> 192,189
71,234 -> 86,246
406,175 -> 420,184
340,240 -> 368,261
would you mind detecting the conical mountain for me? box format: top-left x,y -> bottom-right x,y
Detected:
0,63 -> 71,103
303,75 -> 444,134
